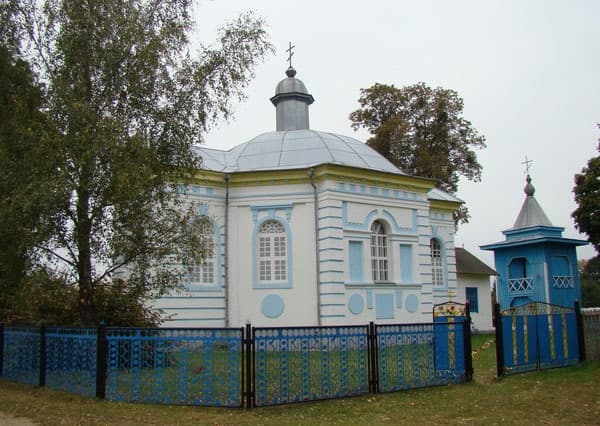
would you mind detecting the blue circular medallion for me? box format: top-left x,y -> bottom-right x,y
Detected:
405,295 -> 419,313
348,294 -> 364,315
261,294 -> 285,318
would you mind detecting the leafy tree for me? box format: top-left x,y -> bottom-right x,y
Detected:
7,1 -> 273,325
579,257 -> 600,308
349,82 -> 486,224
0,44 -> 63,320
572,133 -> 600,252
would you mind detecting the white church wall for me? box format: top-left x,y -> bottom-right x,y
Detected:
227,182 -> 318,327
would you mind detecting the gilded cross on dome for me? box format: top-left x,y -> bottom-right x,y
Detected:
286,42 -> 295,67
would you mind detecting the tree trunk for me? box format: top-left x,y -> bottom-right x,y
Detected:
76,184 -> 96,326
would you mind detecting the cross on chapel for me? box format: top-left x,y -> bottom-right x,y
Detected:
522,156 -> 533,176
286,42 -> 295,67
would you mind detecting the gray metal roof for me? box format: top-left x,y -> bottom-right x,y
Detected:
455,247 -> 496,275
196,129 -> 406,174
512,176 -> 553,229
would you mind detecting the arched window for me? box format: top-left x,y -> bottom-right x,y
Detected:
371,221 -> 389,281
430,238 -> 444,288
189,223 -> 215,286
258,220 -> 287,282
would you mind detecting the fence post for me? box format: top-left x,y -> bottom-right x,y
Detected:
575,301 -> 586,362
39,324 -> 46,387
244,323 -> 253,409
493,303 -> 504,378
463,303 -> 473,382
0,323 -> 4,377
368,321 -> 378,394
96,323 -> 107,399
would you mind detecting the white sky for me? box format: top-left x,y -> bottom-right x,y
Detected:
191,0 -> 599,266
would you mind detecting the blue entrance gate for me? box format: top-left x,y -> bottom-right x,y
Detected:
494,302 -> 584,376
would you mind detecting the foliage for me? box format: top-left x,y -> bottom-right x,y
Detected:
4,0 -> 273,325
3,268 -> 161,326
579,257 -> 600,307
349,82 -> 486,224
572,133 -> 600,252
0,44 -> 64,320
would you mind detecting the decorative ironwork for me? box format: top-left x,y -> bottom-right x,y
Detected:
45,327 -> 97,397
552,276 -> 574,288
498,302 -> 580,376
105,328 -> 243,407
508,277 -> 533,294
433,301 -> 466,317
253,326 -> 369,406
2,326 -> 40,385
376,322 -> 466,393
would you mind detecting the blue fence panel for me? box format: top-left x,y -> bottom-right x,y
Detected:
45,327 -> 97,397
2,327 -> 40,385
499,302 -> 580,376
377,322 -> 465,393
105,328 -> 243,407
253,326 -> 369,406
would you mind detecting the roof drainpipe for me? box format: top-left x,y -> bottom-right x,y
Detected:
223,173 -> 230,327
308,168 -> 322,326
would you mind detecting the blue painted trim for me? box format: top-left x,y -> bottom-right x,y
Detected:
320,281 -> 345,285
349,240 -> 364,282
320,303 -> 346,307
320,258 -> 344,263
348,294 -> 364,315
400,244 -> 414,283
366,289 -> 373,309
405,294 -> 419,313
320,314 -> 346,318
395,288 -> 403,308
320,292 -> 345,295
342,203 -> 417,234
375,294 -> 395,319
319,215 -> 343,220
319,236 -> 343,241
318,205 -> 342,211
261,294 -> 285,318
231,191 -> 312,201
319,247 -> 344,252
318,225 -> 344,232
252,213 -> 293,289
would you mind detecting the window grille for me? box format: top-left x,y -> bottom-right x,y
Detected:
258,220 -> 286,281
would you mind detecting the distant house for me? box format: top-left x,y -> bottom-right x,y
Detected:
455,247 -> 495,332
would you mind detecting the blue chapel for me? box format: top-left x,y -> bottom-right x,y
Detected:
481,174 -> 587,310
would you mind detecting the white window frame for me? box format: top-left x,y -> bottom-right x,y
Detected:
430,238 -> 444,288
258,220 -> 287,282
370,221 -> 389,282
188,223 -> 216,288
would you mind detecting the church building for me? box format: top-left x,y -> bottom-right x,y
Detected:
155,65 -> 463,327
481,174 -> 587,311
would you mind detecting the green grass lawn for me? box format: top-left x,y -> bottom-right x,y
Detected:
0,334 -> 599,425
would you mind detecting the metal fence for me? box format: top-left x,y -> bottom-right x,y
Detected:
582,309 -> 600,361
494,302 -> 584,377
0,320 -> 471,408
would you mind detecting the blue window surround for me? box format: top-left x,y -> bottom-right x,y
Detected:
251,205 -> 293,289
184,218 -> 223,292
466,287 -> 479,313
348,241 -> 364,282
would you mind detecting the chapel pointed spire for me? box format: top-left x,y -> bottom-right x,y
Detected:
512,173 -> 553,229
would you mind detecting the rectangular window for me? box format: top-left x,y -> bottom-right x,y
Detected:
466,287 -> 479,313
